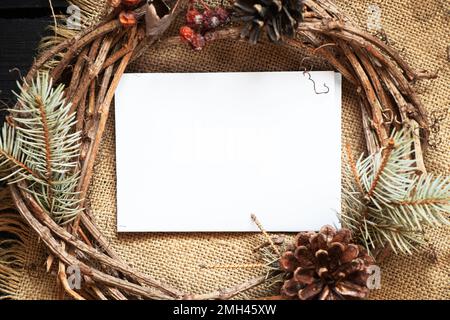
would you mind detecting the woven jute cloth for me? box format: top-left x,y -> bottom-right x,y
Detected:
15,0 -> 450,299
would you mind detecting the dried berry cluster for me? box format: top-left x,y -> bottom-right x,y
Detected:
180,0 -> 230,50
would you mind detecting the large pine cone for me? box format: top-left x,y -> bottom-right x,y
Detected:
233,0 -> 304,44
279,226 -> 375,300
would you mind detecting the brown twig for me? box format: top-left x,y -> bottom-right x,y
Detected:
66,47 -> 89,100
201,263 -> 268,270
355,47 -> 395,133
102,43 -> 134,70
184,275 -> 267,300
359,97 -> 380,154
69,35 -> 114,115
15,184 -> 182,298
23,22 -> 110,86
251,214 -> 281,256
339,42 -> 389,147
78,26 -> 143,199
345,143 -> 365,195
75,91 -> 87,133
58,242 -> 86,300
51,20 -> 121,82
89,285 -> 108,300
11,185 -> 177,300
376,68 -> 427,174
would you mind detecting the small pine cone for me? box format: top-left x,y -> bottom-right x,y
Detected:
279,225 -> 375,300
234,0 -> 304,44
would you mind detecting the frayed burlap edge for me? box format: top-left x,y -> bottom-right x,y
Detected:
0,188 -> 29,299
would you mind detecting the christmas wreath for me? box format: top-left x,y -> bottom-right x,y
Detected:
0,0 -> 448,300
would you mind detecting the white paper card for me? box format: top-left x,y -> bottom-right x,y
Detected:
115,72 -> 341,232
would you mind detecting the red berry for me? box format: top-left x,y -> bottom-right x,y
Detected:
215,7 -> 229,23
121,0 -> 141,7
190,33 -> 206,50
119,11 -> 137,28
203,9 -> 220,30
186,9 -> 204,26
180,26 -> 195,42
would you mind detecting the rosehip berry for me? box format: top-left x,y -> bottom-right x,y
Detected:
190,33 -> 206,50
203,9 -> 220,29
215,7 -> 230,23
119,11 -> 137,28
121,0 -> 141,7
180,26 -> 195,42
186,9 -> 204,26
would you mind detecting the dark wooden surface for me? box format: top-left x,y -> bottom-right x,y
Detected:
0,0 -> 67,124
0,0 -> 66,9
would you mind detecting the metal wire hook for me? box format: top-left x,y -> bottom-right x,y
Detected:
427,107 -> 449,148
9,67 -> 23,81
299,56 -> 314,72
303,71 -> 330,95
381,108 -> 394,125
393,115 -> 404,126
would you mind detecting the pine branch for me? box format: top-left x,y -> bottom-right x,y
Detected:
366,138 -> 395,199
0,149 -> 36,180
35,96 -> 53,179
35,95 -> 55,212
395,199 -> 450,205
0,72 -> 83,224
0,126 -> 43,183
341,128 -> 450,255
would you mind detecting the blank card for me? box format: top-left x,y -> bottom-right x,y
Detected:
115,72 -> 341,232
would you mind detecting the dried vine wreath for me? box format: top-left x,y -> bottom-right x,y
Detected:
0,0 -> 447,300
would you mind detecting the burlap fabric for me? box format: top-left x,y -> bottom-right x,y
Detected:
15,0 -> 449,299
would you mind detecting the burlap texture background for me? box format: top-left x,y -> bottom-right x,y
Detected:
15,0 -> 449,299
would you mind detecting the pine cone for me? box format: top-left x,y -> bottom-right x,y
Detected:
233,0 -> 304,44
279,225 -> 375,300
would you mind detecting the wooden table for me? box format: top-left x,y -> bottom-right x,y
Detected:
0,0 -> 67,123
